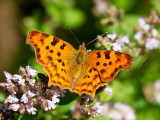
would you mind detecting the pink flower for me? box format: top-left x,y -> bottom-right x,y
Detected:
18,78 -> 25,86
20,94 -> 28,103
104,88 -> 113,96
45,100 -> 56,111
151,28 -> 158,36
134,32 -> 143,41
26,105 -> 37,115
92,102 -> 104,116
26,66 -> 37,77
29,79 -> 36,86
7,94 -> 19,103
145,38 -> 160,50
138,18 -> 150,31
112,42 -> 122,51
107,33 -> 117,41
138,18 -> 146,27
154,80 -> 160,90
27,90 -> 36,98
9,104 -> 20,111
52,93 -> 60,103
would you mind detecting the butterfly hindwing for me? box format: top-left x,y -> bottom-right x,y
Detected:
73,64 -> 107,98
87,50 -> 133,82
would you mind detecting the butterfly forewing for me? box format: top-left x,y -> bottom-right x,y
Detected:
26,31 -> 77,90
26,31 -> 76,65
87,50 -> 133,82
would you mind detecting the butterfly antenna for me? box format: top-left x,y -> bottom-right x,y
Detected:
85,32 -> 107,46
67,25 -> 81,45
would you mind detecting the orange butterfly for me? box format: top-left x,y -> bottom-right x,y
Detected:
26,31 -> 133,98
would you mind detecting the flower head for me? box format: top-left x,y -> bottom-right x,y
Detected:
92,102 -> 104,116
145,38 -> 160,50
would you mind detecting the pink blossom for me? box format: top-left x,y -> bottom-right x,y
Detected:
26,105 -> 37,115
9,104 -> 20,111
107,33 -> 117,41
26,66 -> 37,76
154,80 -> 160,90
145,38 -> 160,50
20,94 -> 28,103
92,102 -> 104,116
151,28 -> 158,36
134,32 -> 143,41
29,79 -> 36,86
138,18 -> 146,27
45,100 -> 56,111
112,42 -> 122,51
27,90 -> 36,98
52,93 -> 60,103
7,94 -> 19,103
104,88 -> 113,96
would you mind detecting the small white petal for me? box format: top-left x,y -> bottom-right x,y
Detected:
145,38 -> 160,50
138,18 -> 146,27
155,92 -> 160,103
46,100 -> 56,110
7,94 -> 19,103
108,110 -> 122,119
134,32 -> 143,41
112,43 -> 122,51
27,90 -> 36,98
20,94 -> 28,103
4,72 -> 13,80
12,75 -> 22,82
154,80 -> 160,90
10,104 -> 20,111
26,66 -> 37,76
18,78 -> 25,86
52,93 -> 60,103
29,79 -> 36,86
143,24 -> 150,32
104,88 -> 113,96
26,105 -> 37,115
92,102 -> 104,116
107,33 -> 117,41
152,28 -> 158,36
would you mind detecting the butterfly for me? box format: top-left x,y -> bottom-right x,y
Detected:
26,30 -> 133,98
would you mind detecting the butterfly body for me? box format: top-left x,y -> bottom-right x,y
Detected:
26,31 -> 133,98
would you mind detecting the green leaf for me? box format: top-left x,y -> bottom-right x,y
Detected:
62,8 -> 86,28
58,90 -> 78,105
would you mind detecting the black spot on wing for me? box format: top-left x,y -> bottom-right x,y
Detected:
41,33 -> 49,37
96,61 -> 100,66
60,43 -> 66,50
49,50 -> 53,53
51,37 -> 59,46
104,51 -> 110,59
57,52 -> 61,57
103,63 -> 107,66
97,52 -> 101,58
46,46 -> 49,49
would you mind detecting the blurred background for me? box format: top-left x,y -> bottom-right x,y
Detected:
0,0 -> 160,119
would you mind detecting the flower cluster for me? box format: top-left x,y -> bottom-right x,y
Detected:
95,32 -> 131,53
0,66 -> 65,118
134,17 -> 160,50
143,80 -> 160,103
81,102 -> 104,118
103,102 -> 136,120
93,0 -> 124,27
79,88 -> 113,118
